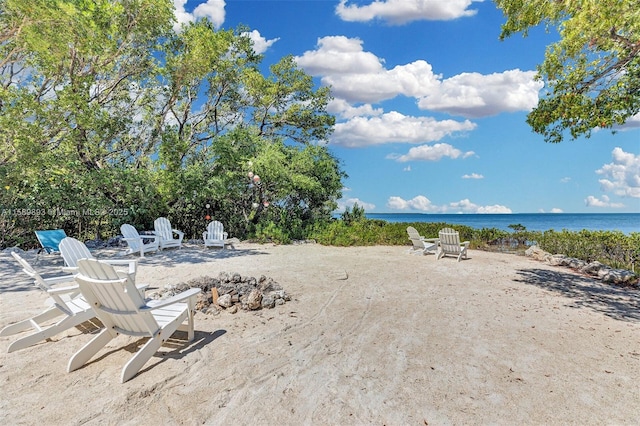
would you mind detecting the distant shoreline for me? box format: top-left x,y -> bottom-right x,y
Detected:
364,212 -> 640,234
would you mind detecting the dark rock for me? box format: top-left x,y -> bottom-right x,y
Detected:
157,271 -> 290,315
261,294 -> 276,309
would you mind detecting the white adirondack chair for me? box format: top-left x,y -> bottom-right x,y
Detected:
203,220 -> 228,249
436,227 -> 470,262
120,224 -> 159,257
68,259 -> 201,383
59,237 -> 137,278
406,226 -> 437,255
153,217 -> 184,250
0,252 -> 93,353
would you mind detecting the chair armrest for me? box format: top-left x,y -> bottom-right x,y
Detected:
461,241 -> 470,247
47,284 -> 80,295
124,235 -> 158,242
203,231 -> 208,240
65,260 -> 137,275
103,259 -> 138,266
135,284 -> 149,297
104,259 -> 137,275
141,288 -> 201,311
43,274 -> 76,285
223,232 -> 228,239
173,229 -> 185,238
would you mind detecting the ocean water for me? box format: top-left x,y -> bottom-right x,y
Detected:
365,213 -> 640,234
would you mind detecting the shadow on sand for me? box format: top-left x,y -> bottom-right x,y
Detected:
69,329 -> 227,380
514,268 -> 640,322
0,244 -> 270,293
135,245 -> 268,268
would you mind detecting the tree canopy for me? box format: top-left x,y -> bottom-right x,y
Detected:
0,0 -> 345,248
496,0 -> 640,142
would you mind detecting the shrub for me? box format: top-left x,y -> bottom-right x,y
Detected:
309,218 -> 639,273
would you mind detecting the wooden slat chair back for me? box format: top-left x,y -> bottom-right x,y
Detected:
59,237 -> 138,277
59,237 -> 92,268
406,226 -> 437,255
153,217 -> 184,250
203,220 -> 228,249
406,226 -> 421,240
76,259 -> 153,335
69,259 -> 200,382
437,227 -> 470,262
120,224 -> 159,257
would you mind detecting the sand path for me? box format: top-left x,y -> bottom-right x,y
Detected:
1,243 -> 638,425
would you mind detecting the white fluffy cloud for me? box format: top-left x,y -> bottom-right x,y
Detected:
475,204 -> 512,214
173,0 -> 225,31
387,195 -> 435,211
242,30 -> 280,54
462,173 -> 484,179
332,112 -> 476,147
417,70 -> 543,118
336,197 -> 376,211
448,199 -> 512,213
387,196 -> 511,213
295,36 -> 384,76
335,0 -> 481,24
295,35 -> 541,150
596,147 -> 640,198
297,37 -> 441,104
327,98 -> 383,119
584,195 -> 625,208
539,208 -> 564,213
446,198 -> 475,211
295,36 -> 541,117
388,143 -> 475,162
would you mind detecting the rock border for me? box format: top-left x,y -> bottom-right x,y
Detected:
150,272 -> 291,315
525,245 -> 638,287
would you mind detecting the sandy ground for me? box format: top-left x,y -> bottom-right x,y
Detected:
0,242 -> 639,425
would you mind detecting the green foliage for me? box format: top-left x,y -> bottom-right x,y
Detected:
340,203 -> 367,225
496,0 -> 640,142
310,217 -> 638,273
310,220 -> 475,247
253,221 -> 291,244
508,223 -> 526,232
473,227 -> 510,244
1,1 -> 345,249
534,229 -> 640,271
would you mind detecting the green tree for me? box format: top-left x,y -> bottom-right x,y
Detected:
496,0 -> 640,142
153,21 -> 342,240
341,203 -> 366,225
1,0 -> 174,243
0,1 -> 344,248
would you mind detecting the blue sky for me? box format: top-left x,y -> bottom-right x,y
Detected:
176,0 -> 640,214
